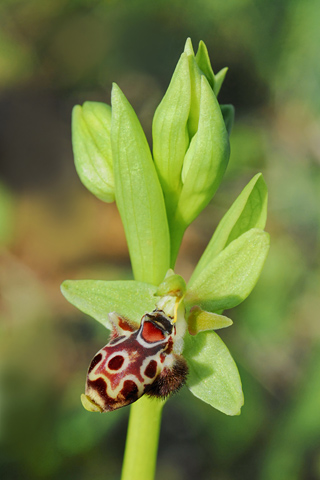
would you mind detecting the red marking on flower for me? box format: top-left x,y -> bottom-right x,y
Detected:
109,335 -> 126,345
165,337 -> 173,355
118,318 -> 135,331
121,380 -> 139,399
108,355 -> 124,371
144,360 -> 157,378
141,321 -> 165,343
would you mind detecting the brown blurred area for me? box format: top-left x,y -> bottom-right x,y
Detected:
1,1 -> 320,480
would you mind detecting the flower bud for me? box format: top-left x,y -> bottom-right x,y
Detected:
152,39 -> 231,262
72,101 -> 115,202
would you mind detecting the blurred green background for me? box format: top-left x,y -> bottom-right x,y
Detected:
0,0 -> 319,479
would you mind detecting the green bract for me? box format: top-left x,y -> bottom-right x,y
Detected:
186,228 -> 269,313
192,173 -> 268,279
72,101 -> 114,202
111,84 -> 170,286
62,38 -> 270,421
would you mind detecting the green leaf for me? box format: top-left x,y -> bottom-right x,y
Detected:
186,228 -> 270,312
184,330 -> 243,415
195,40 -> 215,89
111,84 -> 170,285
72,102 -> 114,202
220,104 -> 235,136
152,52 -> 190,219
60,280 -> 158,329
177,76 -> 230,227
192,174 -> 268,280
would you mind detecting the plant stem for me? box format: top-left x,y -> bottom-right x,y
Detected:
121,396 -> 164,480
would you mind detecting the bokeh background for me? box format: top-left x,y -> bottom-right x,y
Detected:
1,1 -> 319,479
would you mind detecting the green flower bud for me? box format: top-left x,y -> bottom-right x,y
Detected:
72,101 -> 114,202
152,38 -> 231,264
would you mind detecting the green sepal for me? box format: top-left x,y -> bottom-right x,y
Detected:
195,40 -> 215,89
192,174 -> 268,279
72,101 -> 114,202
186,228 -> 270,313
60,279 -> 158,329
177,76 -> 230,227
184,330 -> 244,415
152,53 -> 190,219
220,104 -> 235,136
111,84 -> 170,285
188,306 -> 233,335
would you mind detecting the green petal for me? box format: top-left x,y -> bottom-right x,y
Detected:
188,307 -> 233,335
191,174 -> 268,280
186,228 -> 270,312
184,330 -> 244,415
111,84 -> 170,285
72,102 -> 114,203
60,279 -> 158,329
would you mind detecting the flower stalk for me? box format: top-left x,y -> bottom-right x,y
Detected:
121,396 -> 165,480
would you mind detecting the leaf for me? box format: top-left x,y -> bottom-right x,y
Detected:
186,228 -> 270,313
72,102 -> 114,202
152,52 -> 190,218
191,174 -> 268,280
111,84 -> 170,285
177,76 -> 230,227
184,330 -> 244,415
60,280 -> 158,329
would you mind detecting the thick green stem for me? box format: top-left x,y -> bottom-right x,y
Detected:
121,396 -> 165,480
